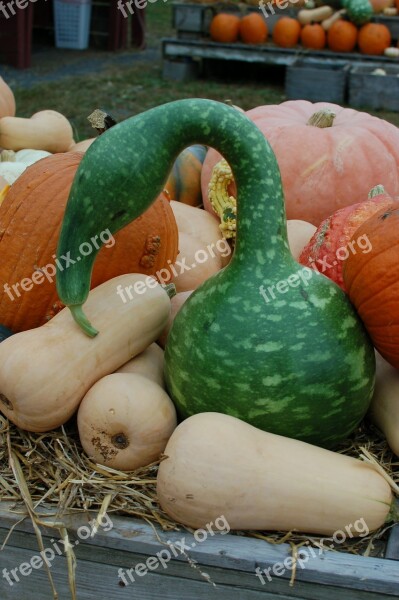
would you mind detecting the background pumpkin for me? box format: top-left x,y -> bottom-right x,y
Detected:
0,77 -> 16,119
239,13 -> 268,44
327,19 -> 358,52
209,13 -> 241,43
344,203 -> 399,369
0,152 -> 178,332
201,101 -> 399,226
164,144 -> 207,206
300,23 -> 326,49
272,17 -> 301,47
358,22 -> 391,54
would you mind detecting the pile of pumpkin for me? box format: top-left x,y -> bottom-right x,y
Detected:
209,2 -> 399,57
0,78 -> 398,537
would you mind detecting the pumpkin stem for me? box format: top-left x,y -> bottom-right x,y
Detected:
161,283 -> 177,299
307,109 -> 336,128
368,184 -> 386,198
208,159 -> 237,241
69,305 -> 99,337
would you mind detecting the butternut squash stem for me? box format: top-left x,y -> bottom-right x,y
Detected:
70,305 -> 99,338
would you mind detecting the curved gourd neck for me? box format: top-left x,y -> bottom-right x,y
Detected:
149,100 -> 289,263
58,99 -> 291,336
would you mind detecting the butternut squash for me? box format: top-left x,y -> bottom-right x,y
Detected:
157,412 -> 393,534
298,6 -> 334,24
77,373 -> 177,471
158,290 -> 193,349
321,8 -> 346,29
287,219 -> 317,260
0,274 -> 173,432
68,138 -> 96,153
368,353 -> 399,456
116,342 -> 165,388
0,110 -> 74,152
174,232 -> 223,292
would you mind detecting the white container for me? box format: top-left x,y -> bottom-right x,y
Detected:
54,0 -> 92,50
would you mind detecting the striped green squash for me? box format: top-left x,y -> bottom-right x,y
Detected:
56,99 -> 375,449
342,0 -> 373,24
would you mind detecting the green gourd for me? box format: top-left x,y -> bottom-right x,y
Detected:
56,99 -> 375,448
342,0 -> 373,25
0,324 -> 12,342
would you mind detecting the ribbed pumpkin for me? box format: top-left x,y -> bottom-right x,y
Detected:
239,13 -> 268,44
0,77 -> 16,119
210,13 -> 241,43
164,145 -> 207,206
344,203 -> 399,369
358,23 -> 391,54
327,20 -> 358,52
299,185 -> 394,291
0,152 -> 178,332
272,17 -> 301,48
300,23 -> 326,49
202,101 -> 399,227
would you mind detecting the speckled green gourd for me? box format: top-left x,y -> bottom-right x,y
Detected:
342,0 -> 373,25
56,98 -> 375,448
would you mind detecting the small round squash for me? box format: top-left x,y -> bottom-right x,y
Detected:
327,20 -> 358,52
301,23 -> 326,49
77,373 -> 177,471
272,17 -> 301,48
239,13 -> 268,44
358,23 -> 391,54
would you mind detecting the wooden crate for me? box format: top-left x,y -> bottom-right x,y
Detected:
1,501 -> 399,599
349,64 -> 399,111
285,60 -> 349,104
172,2 -> 216,39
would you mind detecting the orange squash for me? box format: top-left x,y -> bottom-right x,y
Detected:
327,20 -> 358,52
300,23 -> 326,49
164,145 -> 207,206
272,17 -> 301,48
344,203 -> 399,369
239,13 -> 268,44
0,153 -> 178,332
210,13 -> 241,43
358,23 -> 391,54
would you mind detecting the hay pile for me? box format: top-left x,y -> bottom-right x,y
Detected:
0,413 -> 398,596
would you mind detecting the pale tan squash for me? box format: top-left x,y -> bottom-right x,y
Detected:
116,342 -> 165,388
173,232 -> 223,293
171,201 -> 232,268
368,353 -> 399,456
78,373 -> 177,471
157,412 -> 393,534
68,138 -> 96,153
0,77 -> 16,118
298,6 -> 334,24
287,219 -> 317,261
0,110 -> 74,152
0,274 -> 172,432
158,291 -> 193,349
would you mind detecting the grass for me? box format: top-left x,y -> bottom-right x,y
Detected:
12,2 -> 399,141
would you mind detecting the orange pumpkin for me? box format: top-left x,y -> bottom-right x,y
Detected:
0,77 -> 16,119
299,186 -> 394,290
358,23 -> 391,55
327,20 -> 358,52
272,17 -> 301,48
0,153 -> 178,332
239,13 -> 268,44
210,13 -> 241,43
164,145 -> 207,206
300,23 -> 326,49
344,203 -> 399,369
201,101 -> 399,226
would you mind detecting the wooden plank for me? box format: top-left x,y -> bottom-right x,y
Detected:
162,38 -> 399,68
386,523 -> 399,561
1,502 -> 399,597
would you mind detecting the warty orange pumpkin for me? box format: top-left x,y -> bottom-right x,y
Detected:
0,152 -> 178,332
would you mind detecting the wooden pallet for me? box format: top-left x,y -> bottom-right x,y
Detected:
0,501 -> 398,599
